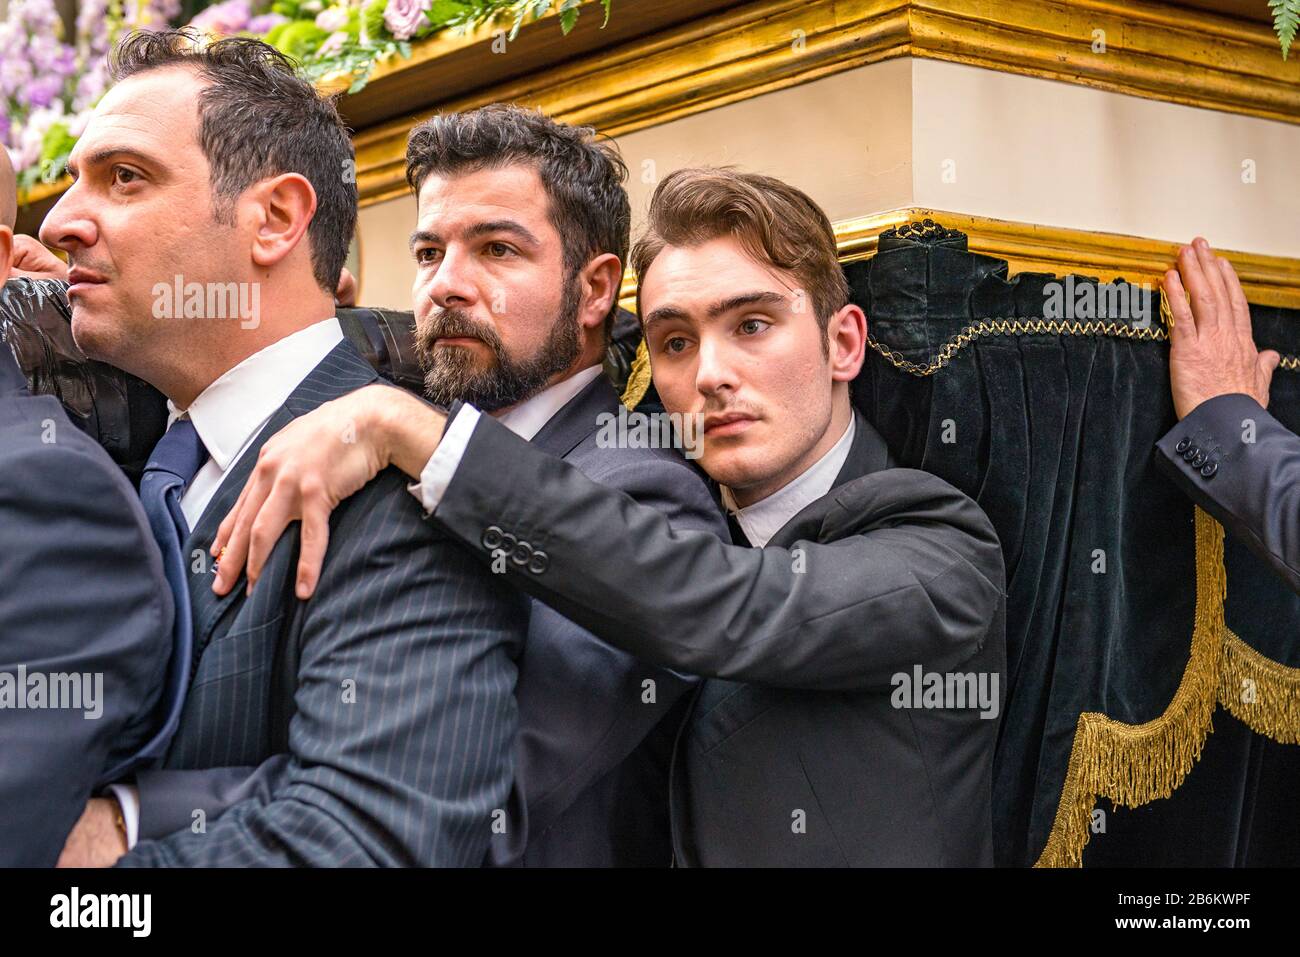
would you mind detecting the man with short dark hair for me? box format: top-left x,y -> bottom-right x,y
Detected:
214,165 -> 1007,866
48,30 -> 526,867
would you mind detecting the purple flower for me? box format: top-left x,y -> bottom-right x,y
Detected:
15,0 -> 60,35
189,0 -> 252,37
248,12 -> 289,34
383,0 -> 430,41
73,61 -> 109,111
0,113 -> 10,149
0,57 -> 33,98
18,73 -> 64,109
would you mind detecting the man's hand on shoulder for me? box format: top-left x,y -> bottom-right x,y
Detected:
1163,237 -> 1279,420
56,799 -> 127,868
211,382 -> 446,600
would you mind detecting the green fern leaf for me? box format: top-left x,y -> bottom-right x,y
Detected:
1270,0 -> 1300,60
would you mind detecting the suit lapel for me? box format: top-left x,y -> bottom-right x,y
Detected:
832,410 -> 896,488
767,411 -> 897,550
530,373 -> 620,459
183,339 -> 380,659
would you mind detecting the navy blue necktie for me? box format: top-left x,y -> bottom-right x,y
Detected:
115,418 -> 208,775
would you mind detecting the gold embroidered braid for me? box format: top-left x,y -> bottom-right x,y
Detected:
867,318 -> 1169,378
866,292 -> 1300,377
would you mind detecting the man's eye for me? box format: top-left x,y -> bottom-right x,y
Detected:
415,248 -> 441,264
664,336 -> 688,354
486,242 -> 513,257
739,318 -> 767,335
112,166 -> 139,186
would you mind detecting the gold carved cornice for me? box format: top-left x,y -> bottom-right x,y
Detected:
352,0 -> 1300,208
21,1 -> 1300,215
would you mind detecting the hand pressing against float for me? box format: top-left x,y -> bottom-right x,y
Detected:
1163,237 -> 1279,419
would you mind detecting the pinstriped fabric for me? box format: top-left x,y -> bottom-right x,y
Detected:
120,341 -> 526,866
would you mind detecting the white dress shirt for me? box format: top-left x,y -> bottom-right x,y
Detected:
409,364 -> 604,514
719,416 -> 856,547
109,316 -> 344,848
170,317 -> 345,529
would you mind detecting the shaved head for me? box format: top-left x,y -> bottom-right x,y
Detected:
0,148 -> 14,230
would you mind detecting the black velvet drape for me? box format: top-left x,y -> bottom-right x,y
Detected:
847,223 -> 1300,867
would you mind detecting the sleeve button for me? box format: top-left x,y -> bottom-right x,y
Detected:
1192,451 -> 1208,468
1175,438 -> 1191,454
528,550 -> 549,574
1201,461 -> 1218,478
481,525 -> 504,550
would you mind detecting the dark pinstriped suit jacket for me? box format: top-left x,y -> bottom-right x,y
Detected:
117,339 -> 527,867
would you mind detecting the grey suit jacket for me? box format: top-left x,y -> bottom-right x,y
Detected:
1156,392 -> 1300,594
485,376 -> 727,867
118,340 -> 526,867
0,346 -> 173,866
432,408 -> 1007,866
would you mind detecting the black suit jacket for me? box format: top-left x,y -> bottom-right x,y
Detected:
487,375 -> 727,866
1156,392 -> 1300,594
0,347 -> 172,866
119,340 -> 527,866
432,408 -> 1008,865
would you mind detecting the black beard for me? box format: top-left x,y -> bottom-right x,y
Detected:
414,275 -> 583,412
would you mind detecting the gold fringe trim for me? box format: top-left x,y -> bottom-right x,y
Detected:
1033,507 -> 1225,868
864,290 -> 1300,377
620,337 -> 652,410
1219,628 -> 1300,744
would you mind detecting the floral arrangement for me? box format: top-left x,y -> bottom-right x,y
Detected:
3,0 -> 610,199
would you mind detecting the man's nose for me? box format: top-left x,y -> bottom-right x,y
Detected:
38,186 -> 97,254
426,246 -> 478,309
695,336 -> 738,397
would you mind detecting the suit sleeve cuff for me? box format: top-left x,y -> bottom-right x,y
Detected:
406,402 -> 482,515
105,783 -> 140,849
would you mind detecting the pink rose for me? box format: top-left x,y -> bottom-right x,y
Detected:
315,6 -> 349,32
318,30 -> 348,55
382,0 -> 430,41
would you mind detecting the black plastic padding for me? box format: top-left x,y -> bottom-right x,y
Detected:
0,277 -> 167,485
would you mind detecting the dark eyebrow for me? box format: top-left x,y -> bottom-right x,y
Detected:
642,290 -> 787,335
408,219 -> 541,253
65,146 -> 161,179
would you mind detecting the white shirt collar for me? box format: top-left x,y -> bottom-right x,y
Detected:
721,416 -> 856,548
167,317 -> 345,471
495,364 -> 604,441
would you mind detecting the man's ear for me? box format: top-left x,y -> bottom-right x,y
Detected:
579,252 -> 622,332
246,173 -> 317,272
0,226 -> 13,286
828,302 -> 867,382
